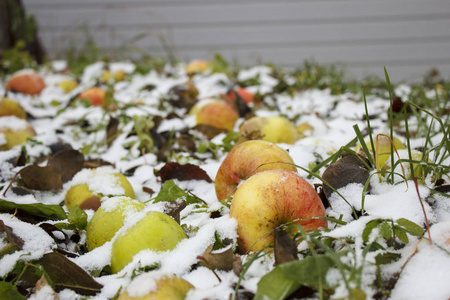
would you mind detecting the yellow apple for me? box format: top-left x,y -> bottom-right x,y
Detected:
101,69 -> 127,83
64,168 -> 135,211
195,101 -> 239,131
59,79 -> 79,93
0,98 -> 27,119
185,59 -> 209,74
110,211 -> 187,273
0,116 -> 36,150
215,140 -> 297,201
355,134 -> 406,167
118,272 -> 194,300
6,69 -> 46,95
239,116 -> 299,144
188,98 -> 221,116
229,169 -> 327,253
86,196 -> 145,251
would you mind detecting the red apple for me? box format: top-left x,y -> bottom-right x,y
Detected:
6,69 -> 45,95
228,88 -> 255,104
215,140 -> 297,201
77,87 -> 107,107
229,169 -> 327,253
196,101 -> 239,131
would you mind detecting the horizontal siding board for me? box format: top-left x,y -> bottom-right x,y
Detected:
25,1 -> 450,29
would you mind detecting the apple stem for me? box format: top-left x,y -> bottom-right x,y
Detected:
413,178 -> 432,245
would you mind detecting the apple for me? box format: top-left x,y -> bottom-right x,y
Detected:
0,116 -> 36,150
355,134 -> 406,167
188,98 -> 221,116
0,98 -> 27,119
195,101 -> 239,131
185,59 -> 209,74
118,272 -> 194,300
64,168 -> 135,211
110,211 -> 187,273
101,69 -> 127,83
58,79 -> 79,93
77,87 -> 107,107
228,87 -> 255,104
215,140 -> 297,201
239,116 -> 299,144
85,196 -> 145,251
6,69 -> 46,95
229,169 -> 327,253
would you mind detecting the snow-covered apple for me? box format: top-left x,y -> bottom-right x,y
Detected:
6,69 -> 46,95
110,211 -> 187,273
64,168 -> 135,211
229,169 -> 327,253
215,140 -> 297,201
118,272 -> 194,300
239,116 -> 299,144
0,116 -> 36,150
0,98 -> 27,119
86,196 -> 145,251
195,101 -> 239,131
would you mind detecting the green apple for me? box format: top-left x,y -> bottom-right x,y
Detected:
64,168 -> 135,211
0,98 -> 27,119
86,196 -> 145,251
239,116 -> 299,144
229,169 -> 327,254
118,272 -> 194,300
0,116 -> 36,150
215,140 -> 297,201
111,211 -> 187,273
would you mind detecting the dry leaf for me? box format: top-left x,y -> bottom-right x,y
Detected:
48,149 -> 85,183
199,244 -> 234,271
274,228 -> 298,265
34,274 -> 59,300
19,165 -> 63,191
159,162 -> 212,183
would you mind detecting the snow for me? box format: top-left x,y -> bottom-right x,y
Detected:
0,61 -> 449,299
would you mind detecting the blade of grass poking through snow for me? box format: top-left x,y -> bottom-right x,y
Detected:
413,178 -> 432,245
363,90 -> 376,164
353,124 -> 374,166
403,110 -> 415,180
384,67 -> 396,183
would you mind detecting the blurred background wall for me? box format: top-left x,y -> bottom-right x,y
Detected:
20,0 -> 450,81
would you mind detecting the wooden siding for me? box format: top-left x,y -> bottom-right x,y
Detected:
23,0 -> 450,81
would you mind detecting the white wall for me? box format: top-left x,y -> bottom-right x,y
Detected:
23,0 -> 450,81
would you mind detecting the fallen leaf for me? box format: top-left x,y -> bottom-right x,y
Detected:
34,274 -> 59,300
106,117 -> 119,147
322,154 -> 370,200
199,244 -> 234,271
159,162 -> 212,183
274,228 -> 299,266
47,149 -> 85,183
19,165 -> 63,191
193,124 -> 227,139
0,199 -> 67,221
0,219 -> 24,249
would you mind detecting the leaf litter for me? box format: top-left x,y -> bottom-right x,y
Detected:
0,59 -> 449,299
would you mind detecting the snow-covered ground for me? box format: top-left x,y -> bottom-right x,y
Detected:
0,61 -> 449,299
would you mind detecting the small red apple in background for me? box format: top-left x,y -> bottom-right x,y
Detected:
229,169 -> 327,253
6,69 -> 46,95
215,140 -> 297,201
77,87 -> 107,107
228,87 -> 255,104
195,101 -> 239,131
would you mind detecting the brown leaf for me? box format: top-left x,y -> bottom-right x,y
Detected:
274,228 -> 298,265
21,252 -> 103,296
159,162 -> 212,183
192,124 -> 227,139
233,254 -> 243,276
19,165 -> 63,191
47,149 -> 85,183
167,82 -> 199,111
164,200 -> 186,224
199,244 -> 234,271
106,117 -> 119,147
0,219 -> 24,249
34,274 -> 59,300
322,154 -> 370,200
